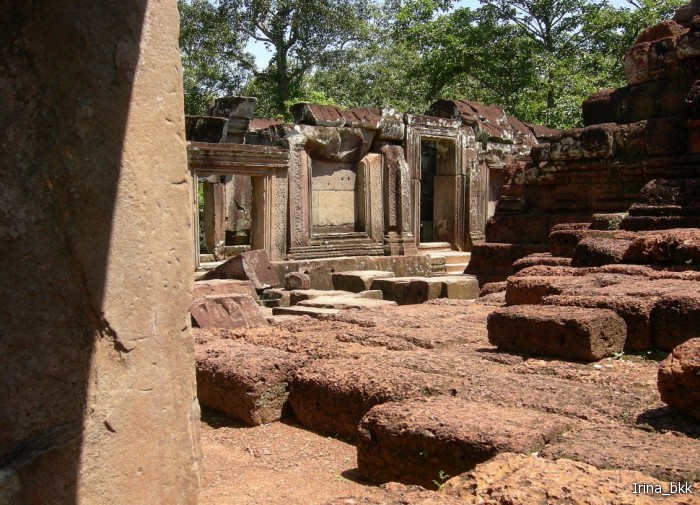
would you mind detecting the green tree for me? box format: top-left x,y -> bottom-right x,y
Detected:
178,0 -> 251,115
219,0 -> 373,116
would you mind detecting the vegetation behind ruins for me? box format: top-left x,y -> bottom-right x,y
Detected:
179,0 -> 685,128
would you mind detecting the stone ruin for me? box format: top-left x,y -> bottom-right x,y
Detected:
186,96 -> 557,265
3,0 -> 700,503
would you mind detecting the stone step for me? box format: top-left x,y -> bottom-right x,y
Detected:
357,397 -> 572,489
196,340 -> 305,426
371,276 -> 479,304
487,305 -> 626,361
416,242 -> 452,253
445,262 -> 468,274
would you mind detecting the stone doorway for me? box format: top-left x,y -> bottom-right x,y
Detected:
418,139 -> 459,247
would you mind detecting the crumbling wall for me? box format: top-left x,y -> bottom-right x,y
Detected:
0,0 -> 200,503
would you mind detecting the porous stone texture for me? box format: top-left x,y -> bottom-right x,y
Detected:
442,453 -> 683,505
0,1 -> 200,502
297,296 -> 397,310
357,397 -> 571,489
332,271 -> 396,293
284,271 -> 311,291
288,359 -> 454,441
193,279 -> 257,299
658,338 -> 700,420
465,243 -> 550,285
190,294 -> 268,329
272,306 -> 342,318
203,249 -> 281,289
487,305 -> 626,361
512,253 -> 571,272
541,425 -> 700,482
196,339 -> 305,426
651,293 -> 700,350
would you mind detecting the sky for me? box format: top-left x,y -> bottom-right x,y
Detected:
245,0 -> 638,68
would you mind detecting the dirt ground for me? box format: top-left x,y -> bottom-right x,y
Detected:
197,296 -> 699,504
199,410 -> 382,505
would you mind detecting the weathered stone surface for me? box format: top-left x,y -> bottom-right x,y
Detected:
513,253 -> 571,272
434,276 -> 480,300
541,426 -> 700,482
465,243 -> 550,285
505,275 -> 586,305
203,249 -> 281,289
543,294 -> 655,351
290,289 -> 357,305
297,296 -> 397,310
288,359 -> 454,441
323,484 -> 463,505
196,339 -> 305,425
485,214 -> 549,244
651,293 -> 700,351
260,287 -> 292,308
284,271 -> 311,291
193,279 -> 257,299
191,294 -> 269,329
0,1 -> 201,502
549,125 -> 616,161
658,338 -> 700,419
488,305 -> 627,361
299,125 -> 373,163
549,228 -> 591,258
291,103 -> 346,127
185,116 -> 228,142
443,453 -> 683,505
625,229 -> 700,265
480,282 -> 507,297
571,237 -> 635,267
210,96 -> 257,119
272,306 -> 341,318
333,270 -> 396,293
357,397 -> 572,489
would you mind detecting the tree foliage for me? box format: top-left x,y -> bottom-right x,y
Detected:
178,0 -> 686,127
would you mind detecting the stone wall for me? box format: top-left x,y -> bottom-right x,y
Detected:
0,0 -> 200,503
466,2 -> 700,283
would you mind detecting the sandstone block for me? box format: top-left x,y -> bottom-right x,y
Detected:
571,237 -> 634,267
624,43 -> 652,85
479,282 -> 507,297
582,89 -> 617,126
332,270 -> 395,293
443,453 -> 682,505
357,397 -> 572,489
487,305 -> 627,361
434,275 -> 480,300
513,254 -> 571,272
298,125 -> 373,163
210,96 -> 257,119
541,425 -> 700,483
203,249 -> 280,289
196,340 -> 305,425
271,306 -> 341,318
465,243 -> 549,284
260,287 -> 291,308
658,338 -> 700,419
651,293 -> 700,351
625,228 -> 700,265
193,279 -> 257,300
543,294 -> 655,351
291,103 -> 346,127
290,289 -> 356,305
190,294 -> 268,329
549,125 -> 616,161
288,359 -> 454,441
549,228 -> 590,258
284,271 -> 311,291
184,116 -> 228,143
297,296 -> 397,310
370,277 -> 413,304
505,275 -> 586,306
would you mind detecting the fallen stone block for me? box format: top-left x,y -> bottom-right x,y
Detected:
658,338 -> 700,420
543,294 -> 655,351
260,288 -> 291,308
358,290 -> 384,300
479,282 -> 507,297
193,279 -> 257,300
190,294 -> 268,329
201,249 -> 280,289
357,397 -> 572,489
196,340 -> 305,425
571,237 -> 635,267
297,296 -> 397,310
288,358 -> 454,441
505,275 -> 587,305
431,275 -> 480,300
651,293 -> 700,351
284,271 -> 311,291
465,243 -> 549,285
271,306 -> 341,318
332,270 -> 395,293
549,228 -> 591,258
370,277 -> 413,304
290,103 -> 346,127
541,425 -> 700,483
624,228 -> 700,266
443,453 -> 680,505
289,289 -> 357,305
487,305 -> 627,361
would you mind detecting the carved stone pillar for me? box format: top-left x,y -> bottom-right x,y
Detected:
381,145 -> 417,255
